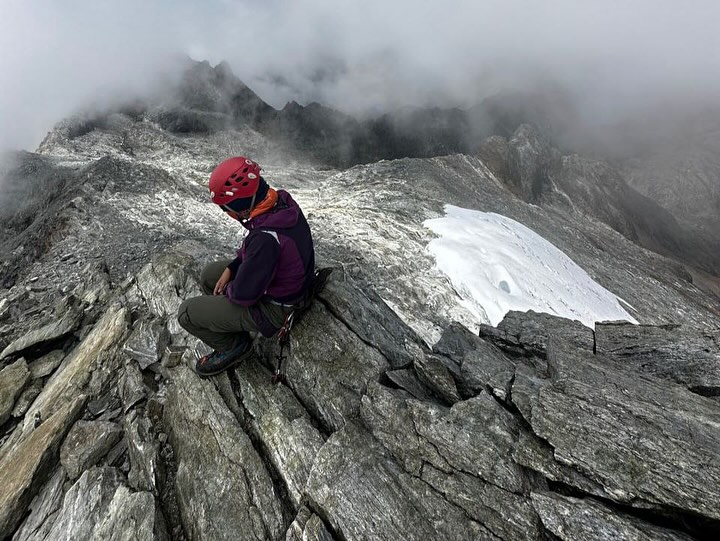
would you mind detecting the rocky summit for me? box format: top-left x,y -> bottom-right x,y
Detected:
1,61 -> 720,540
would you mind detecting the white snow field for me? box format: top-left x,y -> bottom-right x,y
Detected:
424,205 -> 638,328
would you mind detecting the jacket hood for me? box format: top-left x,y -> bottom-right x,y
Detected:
244,190 -> 300,230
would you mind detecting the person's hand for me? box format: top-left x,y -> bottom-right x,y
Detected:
214,268 -> 232,295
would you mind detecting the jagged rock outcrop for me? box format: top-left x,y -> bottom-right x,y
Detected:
0,238 -> 718,540
1,64 -> 720,540
479,124 -> 720,276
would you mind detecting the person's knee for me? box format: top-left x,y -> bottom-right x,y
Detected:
200,261 -> 225,292
177,299 -> 194,331
200,264 -> 215,288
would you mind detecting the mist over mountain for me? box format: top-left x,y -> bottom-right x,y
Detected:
3,0 -> 720,151
2,3 -> 720,537
1,35 -> 720,540
17,57 -> 716,289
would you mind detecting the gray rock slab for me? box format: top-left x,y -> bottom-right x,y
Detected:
512,430 -> 610,500
527,338 -> 720,520
12,379 -> 43,419
234,361 -> 325,508
93,484 -> 169,541
286,301 -> 389,432
0,301 -> 82,360
45,467 -> 167,541
28,351 -> 64,380
595,322 -> 720,393
413,353 -> 461,404
510,363 -> 549,425
531,492 -> 693,541
60,420 -> 123,480
71,261 -> 112,307
119,361 -> 148,412
479,310 -> 593,358
421,463 -> 540,541
21,306 -> 128,435
363,382 -> 527,492
0,358 -> 31,425
305,422 -> 492,541
123,319 -> 170,370
125,411 -> 162,494
360,382 -> 536,541
0,395 -> 85,539
135,252 -> 202,335
385,369 -> 434,401
12,468 -> 66,541
285,507 -> 335,541
319,274 -> 423,369
164,364 -> 284,541
434,322 -> 517,399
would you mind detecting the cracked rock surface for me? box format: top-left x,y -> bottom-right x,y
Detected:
1,65 -> 720,540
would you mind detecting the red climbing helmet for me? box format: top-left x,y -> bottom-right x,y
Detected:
208,157 -> 262,206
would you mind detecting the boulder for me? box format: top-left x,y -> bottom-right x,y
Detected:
12,379 -> 43,419
361,382 -> 540,540
0,299 -> 82,360
60,420 -> 122,480
0,396 -> 85,539
22,305 -> 128,434
0,358 -> 31,425
318,275 -> 422,369
478,310 -> 593,359
134,252 -> 202,335
384,369 -> 434,401
123,319 -> 170,370
44,467 -> 167,541
119,361 -> 148,412
413,353 -> 461,404
434,322 -> 516,399
28,350 -> 64,380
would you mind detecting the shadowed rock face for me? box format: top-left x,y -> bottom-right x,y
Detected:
1,67 -> 720,540
478,124 -> 720,277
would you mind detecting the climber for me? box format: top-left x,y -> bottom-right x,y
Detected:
177,156 -> 315,376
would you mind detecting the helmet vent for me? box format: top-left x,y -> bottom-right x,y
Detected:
243,167 -> 249,173
230,173 -> 237,179
224,181 -> 232,186
241,181 -> 249,186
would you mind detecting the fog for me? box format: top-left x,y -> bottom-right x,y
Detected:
2,0 -> 719,152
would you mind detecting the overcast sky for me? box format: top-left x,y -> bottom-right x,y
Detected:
2,0 -> 719,151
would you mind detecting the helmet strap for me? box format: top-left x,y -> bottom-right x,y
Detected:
239,192 -> 258,225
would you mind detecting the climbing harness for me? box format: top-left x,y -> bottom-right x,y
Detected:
271,311 -> 294,384
271,267 -> 333,384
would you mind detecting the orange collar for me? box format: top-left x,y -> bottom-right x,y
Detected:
249,188 -> 278,219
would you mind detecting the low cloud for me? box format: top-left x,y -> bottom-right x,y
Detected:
2,0 -> 719,151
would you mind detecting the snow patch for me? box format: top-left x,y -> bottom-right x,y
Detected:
424,206 -> 638,328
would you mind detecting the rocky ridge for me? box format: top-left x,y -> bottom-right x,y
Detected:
0,80 -> 719,539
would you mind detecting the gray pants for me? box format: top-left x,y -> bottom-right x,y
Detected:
177,260 -> 291,352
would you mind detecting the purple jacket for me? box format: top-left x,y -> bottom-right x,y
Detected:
225,190 -> 315,319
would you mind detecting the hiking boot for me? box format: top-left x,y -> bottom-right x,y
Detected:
195,340 -> 253,377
